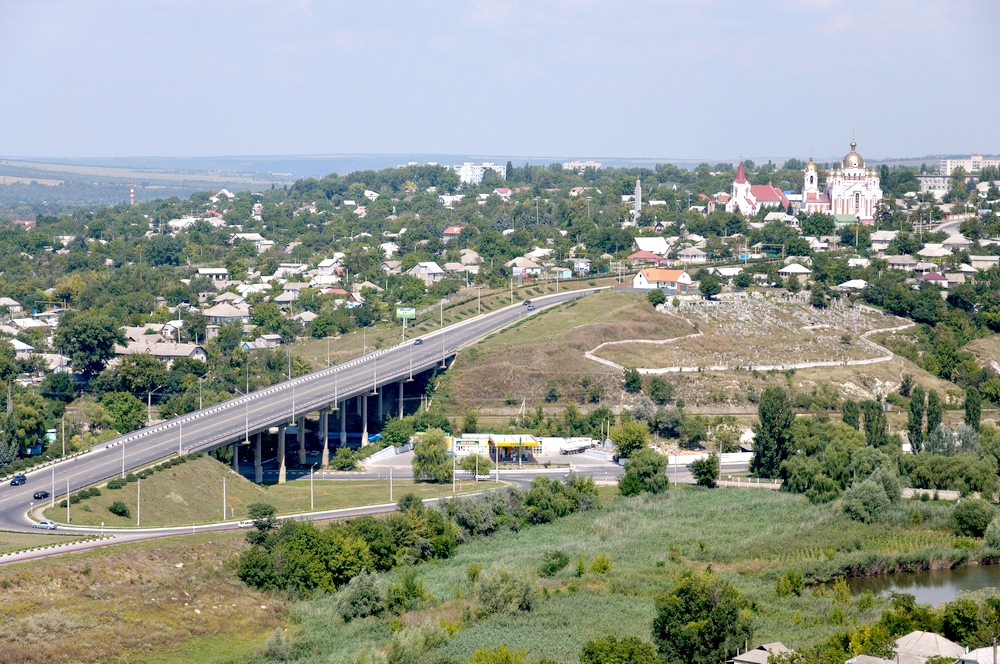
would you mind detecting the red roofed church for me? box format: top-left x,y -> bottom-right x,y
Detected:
725,163 -> 789,217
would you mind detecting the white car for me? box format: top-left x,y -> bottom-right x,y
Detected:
32,520 -> 57,530
474,474 -> 492,481
237,520 -> 256,529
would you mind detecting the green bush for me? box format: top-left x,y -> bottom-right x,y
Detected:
125,473 -> 138,483
775,569 -> 805,597
691,454 -> 720,488
953,498 -> 995,537
336,570 -> 384,622
474,567 -> 535,617
618,447 -> 668,496
538,550 -> 570,577
590,553 -> 611,574
108,501 -> 130,518
69,494 -> 81,504
384,568 -> 426,614
106,478 -> 126,490
842,479 -> 891,523
985,516 -> 1000,549
580,635 -> 658,664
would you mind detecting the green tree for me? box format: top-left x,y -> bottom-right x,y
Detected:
647,377 -> 675,405
699,274 -> 721,299
610,420 -> 649,459
461,410 -> 479,434
117,353 -> 168,395
926,389 -> 943,436
786,275 -> 802,293
965,387 -> 982,431
459,454 -> 493,474
380,417 -> 415,447
412,428 -> 452,483
652,571 -> 753,664
733,270 -> 754,289
40,372 -> 75,403
842,399 -> 860,430
647,289 -> 666,307
750,387 -> 795,478
691,453 -> 720,488
580,635 -> 659,664
861,400 -> 888,447
623,367 -> 642,393
101,392 -> 147,433
617,446 -> 668,496
908,386 -> 926,450
55,312 -> 126,379
953,498 -> 995,537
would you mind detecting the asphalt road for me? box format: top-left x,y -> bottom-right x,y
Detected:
0,288 -> 600,533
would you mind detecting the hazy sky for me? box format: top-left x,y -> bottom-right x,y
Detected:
1,0 -> 997,162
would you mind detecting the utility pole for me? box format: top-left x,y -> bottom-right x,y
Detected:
223,475 -> 227,522
137,478 -> 141,527
61,415 -> 65,457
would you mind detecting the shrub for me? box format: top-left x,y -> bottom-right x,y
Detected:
691,454 -> 720,488
108,501 -> 130,518
647,289 -> 666,307
331,447 -> 356,470
590,553 -> 611,574
580,635 -> 658,664
475,567 -> 535,617
470,645 -> 531,664
985,517 -> 1000,549
125,473 -> 138,483
106,478 -> 126,490
384,568 -> 426,614
69,494 -> 81,504
953,498 -> 995,537
775,569 -> 804,597
618,447 -> 668,495
539,549 -> 570,577
576,554 -> 586,577
337,570 -> 384,622
466,563 -> 483,583
842,479 -> 891,523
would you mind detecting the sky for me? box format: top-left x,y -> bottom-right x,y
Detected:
1,0 -> 998,163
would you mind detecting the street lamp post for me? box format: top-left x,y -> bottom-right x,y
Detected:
66,477 -> 70,523
50,461 -> 54,509
223,475 -> 227,522
310,463 -> 316,511
137,478 -> 141,527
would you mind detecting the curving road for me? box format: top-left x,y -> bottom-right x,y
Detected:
0,288 -> 601,533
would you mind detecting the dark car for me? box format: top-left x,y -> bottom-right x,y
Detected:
33,490 -> 49,500
10,474 -> 26,486
413,339 -> 423,346
522,300 -> 531,306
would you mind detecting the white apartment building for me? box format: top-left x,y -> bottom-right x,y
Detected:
563,160 -> 602,172
454,162 -> 507,185
940,155 -> 1000,176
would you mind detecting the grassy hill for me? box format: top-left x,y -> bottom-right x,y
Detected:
43,455 -> 476,528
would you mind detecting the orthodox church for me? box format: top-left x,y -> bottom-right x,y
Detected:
724,163 -> 789,217
801,139 -> 883,222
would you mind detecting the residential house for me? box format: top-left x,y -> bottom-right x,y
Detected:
493,187 -> 512,200
732,642 -> 790,664
380,242 -> 399,258
917,244 -> 951,259
633,236 -> 671,256
572,258 -> 591,274
273,290 -> 298,306
942,234 -> 972,252
213,291 -> 246,306
294,311 -> 318,326
380,260 -> 402,274
632,268 -> 692,292
763,212 -> 799,228
406,262 -> 446,286
778,263 -> 812,281
10,339 -> 33,358
460,248 -> 482,265
438,195 -> 464,208
117,340 -> 207,366
627,250 -> 661,266
914,261 -> 938,275
848,258 -> 871,268
345,294 -> 365,309
0,297 -> 23,314
203,302 -> 251,325
803,236 -> 829,252
836,279 -> 868,291
242,334 -> 283,351
886,255 -> 918,271
231,233 -> 275,254
945,273 -> 966,287
525,246 -> 554,261
196,267 -> 229,283
677,246 -> 708,264
506,256 -> 543,277
869,230 -> 898,253
443,226 -> 465,242
969,255 -> 1000,270
916,272 -> 949,288
709,266 -> 743,280
893,631 -> 963,663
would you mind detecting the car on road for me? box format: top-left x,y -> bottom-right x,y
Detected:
32,520 -> 57,530
522,300 -> 531,306
413,339 -> 423,345
526,304 -> 535,310
237,520 -> 256,529
474,474 -> 492,481
33,490 -> 49,500
10,474 -> 26,486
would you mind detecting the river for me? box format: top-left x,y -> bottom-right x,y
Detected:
849,565 -> 1000,606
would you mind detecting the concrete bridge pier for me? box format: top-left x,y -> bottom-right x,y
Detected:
339,401 -> 347,446
356,395 -> 362,415
278,425 -> 287,484
319,407 -> 330,468
377,388 -> 383,421
254,433 -> 262,484
231,442 -> 238,472
398,381 -> 404,419
361,395 -> 369,446
297,419 -> 306,465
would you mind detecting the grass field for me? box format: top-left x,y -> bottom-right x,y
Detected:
291,277 -> 623,371
966,335 -> 1000,372
278,486 -> 967,663
0,529 -> 284,664
0,530 -> 84,555
441,290 -> 695,412
43,455 -> 478,528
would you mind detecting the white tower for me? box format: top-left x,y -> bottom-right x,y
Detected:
803,155 -> 819,197
633,178 -> 642,221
